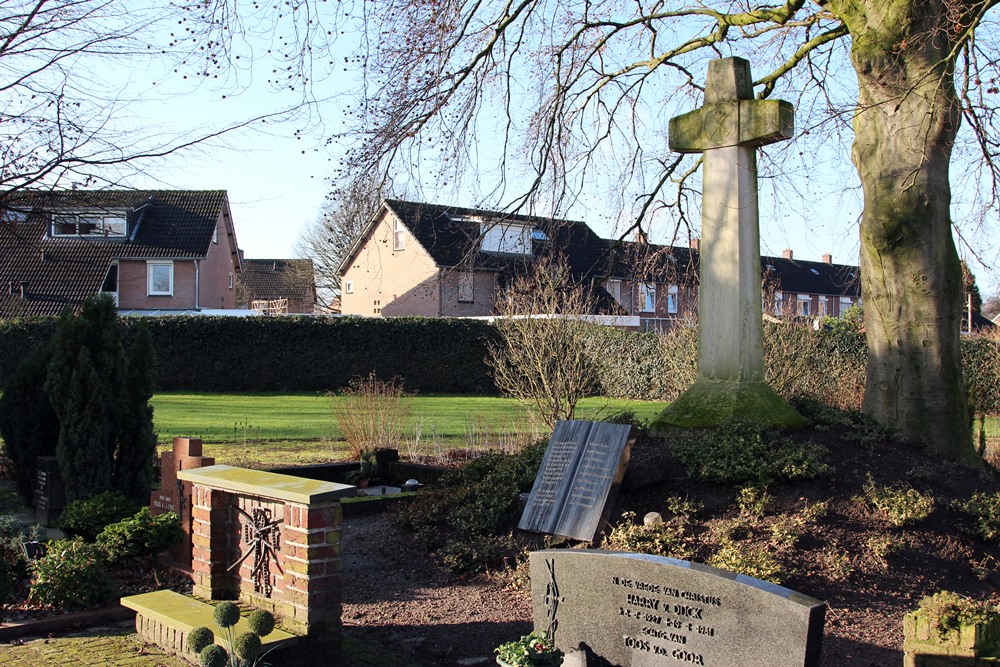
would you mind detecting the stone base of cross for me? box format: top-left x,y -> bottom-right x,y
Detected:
652,56 -> 804,429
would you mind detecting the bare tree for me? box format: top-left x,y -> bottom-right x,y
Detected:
984,291 -> 1000,320
303,0 -> 1000,461
0,0 -> 297,209
294,177 -> 386,310
489,254 -> 599,428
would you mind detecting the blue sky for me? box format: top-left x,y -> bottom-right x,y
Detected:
103,11 -> 998,297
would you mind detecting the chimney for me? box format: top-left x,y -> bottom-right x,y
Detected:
690,238 -> 701,252
782,249 -> 793,260
635,229 -> 648,245
822,253 -> 832,264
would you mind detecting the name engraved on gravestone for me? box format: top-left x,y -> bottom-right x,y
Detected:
35,456 -> 66,527
519,421 -> 633,542
531,550 -> 824,667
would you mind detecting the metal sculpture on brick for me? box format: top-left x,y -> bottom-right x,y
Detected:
228,505 -> 283,597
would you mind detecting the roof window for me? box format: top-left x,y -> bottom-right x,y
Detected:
51,211 -> 128,238
480,221 -> 532,255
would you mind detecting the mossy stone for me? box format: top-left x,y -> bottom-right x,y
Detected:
650,379 -> 806,430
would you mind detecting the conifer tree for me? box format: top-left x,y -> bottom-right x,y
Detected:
114,321 -> 157,504
0,345 -> 59,502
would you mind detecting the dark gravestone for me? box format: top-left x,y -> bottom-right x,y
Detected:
519,421 -> 634,542
530,550 -> 824,667
35,456 -> 66,528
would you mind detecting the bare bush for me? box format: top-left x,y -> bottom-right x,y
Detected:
331,374 -> 411,459
489,256 -> 600,428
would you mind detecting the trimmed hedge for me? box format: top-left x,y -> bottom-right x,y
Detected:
1,315 -> 997,414
1,316 -> 498,393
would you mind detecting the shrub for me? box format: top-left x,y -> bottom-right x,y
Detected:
332,374 -> 410,459
917,591 -> 999,638
214,601 -> 241,628
0,516 -> 40,603
199,643 -> 229,667
29,538 -> 111,609
603,511 -> 694,559
671,418 -> 831,486
233,632 -> 262,660
708,540 -> 786,584
246,609 -> 275,637
96,507 -> 183,562
859,474 -> 934,527
393,442 -> 546,573
952,492 -> 1000,543
188,626 -> 215,653
58,491 -> 137,541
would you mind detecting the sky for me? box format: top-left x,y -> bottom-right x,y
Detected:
97,6 -> 999,298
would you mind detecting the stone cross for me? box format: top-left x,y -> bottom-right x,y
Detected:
669,57 -> 793,384
654,57 -> 801,428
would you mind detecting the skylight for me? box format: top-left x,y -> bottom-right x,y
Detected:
810,268 -> 820,275
531,229 -> 550,241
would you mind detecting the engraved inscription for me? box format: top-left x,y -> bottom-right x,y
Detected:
612,574 -> 722,664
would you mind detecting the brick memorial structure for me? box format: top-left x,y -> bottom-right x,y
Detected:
150,437 -> 215,570
176,464 -> 355,638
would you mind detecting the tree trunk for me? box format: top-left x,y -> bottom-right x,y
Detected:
835,0 -> 974,459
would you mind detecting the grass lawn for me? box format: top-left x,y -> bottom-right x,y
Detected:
150,392 -> 669,465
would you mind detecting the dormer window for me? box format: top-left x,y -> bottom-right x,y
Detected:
51,211 -> 128,238
480,221 -> 531,255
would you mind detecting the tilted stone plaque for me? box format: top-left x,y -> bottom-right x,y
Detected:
530,550 -> 824,667
35,456 -> 66,528
519,421 -> 633,542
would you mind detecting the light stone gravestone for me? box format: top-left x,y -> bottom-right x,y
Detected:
519,421 -> 634,542
653,56 -> 804,429
531,550 -> 824,666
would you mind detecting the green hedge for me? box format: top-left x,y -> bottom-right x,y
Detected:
1,315 -> 997,413
1,316 -> 499,393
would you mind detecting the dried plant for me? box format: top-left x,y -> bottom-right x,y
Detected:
331,373 -> 411,459
488,255 -> 599,428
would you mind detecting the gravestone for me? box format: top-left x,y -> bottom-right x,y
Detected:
531,550 -> 824,666
653,56 -> 804,429
34,456 -> 66,527
519,421 -> 634,542
151,437 -> 215,570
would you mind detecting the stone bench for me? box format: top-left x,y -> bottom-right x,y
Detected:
122,590 -> 298,663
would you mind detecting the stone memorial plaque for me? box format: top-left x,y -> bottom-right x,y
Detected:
519,421 -> 633,542
35,456 -> 66,527
530,550 -> 824,667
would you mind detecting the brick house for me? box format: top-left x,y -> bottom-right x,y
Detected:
339,198 -> 861,328
0,190 -> 242,317
238,258 -> 318,315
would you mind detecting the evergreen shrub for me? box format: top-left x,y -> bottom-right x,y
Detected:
28,537 -> 111,609
96,507 -> 183,562
58,491 -> 137,541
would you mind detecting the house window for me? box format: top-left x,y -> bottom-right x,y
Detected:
344,280 -> 354,294
774,292 -> 783,316
667,285 -> 679,314
51,212 -> 127,237
147,261 -> 174,296
818,297 -> 829,317
480,222 -> 532,255
458,271 -> 474,303
840,297 -> 853,315
213,225 -> 219,244
605,279 -> 622,304
797,294 -> 811,316
393,218 -> 406,251
228,273 -> 234,290
639,282 -> 656,313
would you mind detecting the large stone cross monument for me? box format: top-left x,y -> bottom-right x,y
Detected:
653,57 -> 805,428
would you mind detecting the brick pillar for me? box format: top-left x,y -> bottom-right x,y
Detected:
190,485 -> 235,599
280,501 -> 343,638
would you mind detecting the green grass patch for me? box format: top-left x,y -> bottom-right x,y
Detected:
150,392 -> 668,466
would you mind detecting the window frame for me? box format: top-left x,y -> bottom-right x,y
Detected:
344,280 -> 354,294
393,218 -> 406,251
458,270 -> 475,303
50,211 -> 128,238
639,282 -> 656,313
797,294 -> 812,317
147,260 -> 174,296
667,285 -> 679,314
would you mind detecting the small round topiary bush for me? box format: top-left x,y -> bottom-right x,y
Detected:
246,609 -> 275,637
188,626 -> 215,653
199,643 -> 229,667
233,631 -> 262,660
213,600 -> 241,628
